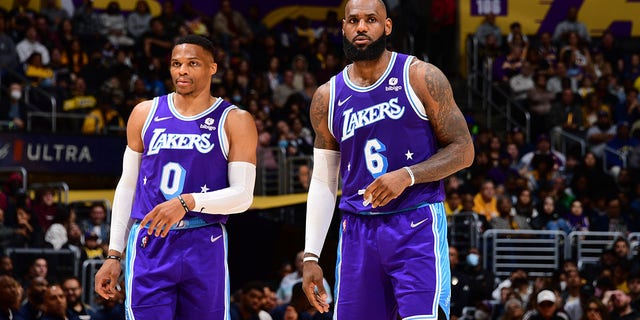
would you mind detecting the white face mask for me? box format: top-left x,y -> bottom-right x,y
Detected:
10,90 -> 21,100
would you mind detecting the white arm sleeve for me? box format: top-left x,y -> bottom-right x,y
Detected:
191,161 -> 256,214
109,147 -> 141,253
304,148 -> 340,257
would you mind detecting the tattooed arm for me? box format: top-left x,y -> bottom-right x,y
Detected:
310,83 -> 340,151
408,59 -> 474,184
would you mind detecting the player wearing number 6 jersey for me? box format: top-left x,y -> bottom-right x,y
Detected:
94,35 -> 257,319
302,0 -> 474,319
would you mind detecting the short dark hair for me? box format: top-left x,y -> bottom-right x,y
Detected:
174,35 -> 215,60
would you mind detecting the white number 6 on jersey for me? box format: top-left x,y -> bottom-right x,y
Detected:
364,139 -> 388,178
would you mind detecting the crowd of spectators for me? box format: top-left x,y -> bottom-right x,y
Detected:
1,1 -> 640,320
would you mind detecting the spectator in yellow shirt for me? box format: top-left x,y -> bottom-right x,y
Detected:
81,90 -> 125,135
473,179 -> 499,221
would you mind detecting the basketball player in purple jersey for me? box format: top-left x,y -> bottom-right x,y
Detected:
94,35 -> 257,319
302,0 -> 474,319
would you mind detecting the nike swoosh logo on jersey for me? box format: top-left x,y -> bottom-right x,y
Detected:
337,95 -> 352,106
210,235 -> 222,243
154,116 -> 172,122
410,218 -> 429,228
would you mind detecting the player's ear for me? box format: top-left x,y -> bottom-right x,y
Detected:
385,17 -> 392,36
210,62 -> 217,76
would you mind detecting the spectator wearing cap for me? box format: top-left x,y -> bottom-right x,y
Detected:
83,231 -> 104,260
526,289 -> 567,320
605,120 -> 639,175
586,110 -> 616,159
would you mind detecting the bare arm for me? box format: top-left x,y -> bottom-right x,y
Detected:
310,83 -> 339,151
409,60 -> 474,183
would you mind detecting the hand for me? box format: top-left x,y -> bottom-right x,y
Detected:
95,258 -> 122,300
140,197 -> 187,237
362,168 -> 411,208
302,261 -> 330,313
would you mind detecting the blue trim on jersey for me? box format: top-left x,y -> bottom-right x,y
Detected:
432,202 -> 450,320
125,223 -> 142,320
333,223 -> 343,320
403,56 -> 429,120
223,224 -> 230,320
218,106 -> 237,160
328,76 -> 336,138
167,93 -> 224,120
342,52 -> 398,92
429,202 -> 442,319
140,97 -> 160,148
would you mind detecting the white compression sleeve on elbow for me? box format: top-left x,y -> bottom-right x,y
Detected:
304,148 -> 340,257
109,146 -> 141,253
191,161 -> 256,214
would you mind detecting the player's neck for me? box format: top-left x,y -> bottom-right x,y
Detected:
172,91 -> 216,116
348,50 -> 392,86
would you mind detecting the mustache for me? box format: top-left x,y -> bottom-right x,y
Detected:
352,33 -> 372,42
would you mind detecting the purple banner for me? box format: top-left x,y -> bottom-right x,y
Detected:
0,133 -> 126,175
470,0 -> 508,16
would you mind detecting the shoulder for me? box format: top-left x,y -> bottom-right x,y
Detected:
127,99 -> 154,127
226,107 -> 255,126
308,81 -> 331,112
408,59 -> 449,92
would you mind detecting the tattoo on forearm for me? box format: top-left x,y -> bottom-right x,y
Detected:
421,64 -> 473,177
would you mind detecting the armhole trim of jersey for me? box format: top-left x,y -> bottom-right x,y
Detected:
328,76 -> 336,139
404,56 -> 428,120
218,105 -> 236,160
140,96 -> 160,149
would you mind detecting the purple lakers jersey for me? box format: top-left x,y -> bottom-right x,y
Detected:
329,52 -> 445,214
131,93 -> 235,224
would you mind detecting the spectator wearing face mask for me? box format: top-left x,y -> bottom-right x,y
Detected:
464,248 -> 497,308
0,82 -> 28,131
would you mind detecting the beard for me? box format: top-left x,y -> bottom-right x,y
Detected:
343,33 -> 387,62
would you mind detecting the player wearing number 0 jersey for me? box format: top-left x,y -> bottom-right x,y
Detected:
302,1 -> 474,319
94,35 -> 257,320
123,93 -> 235,319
